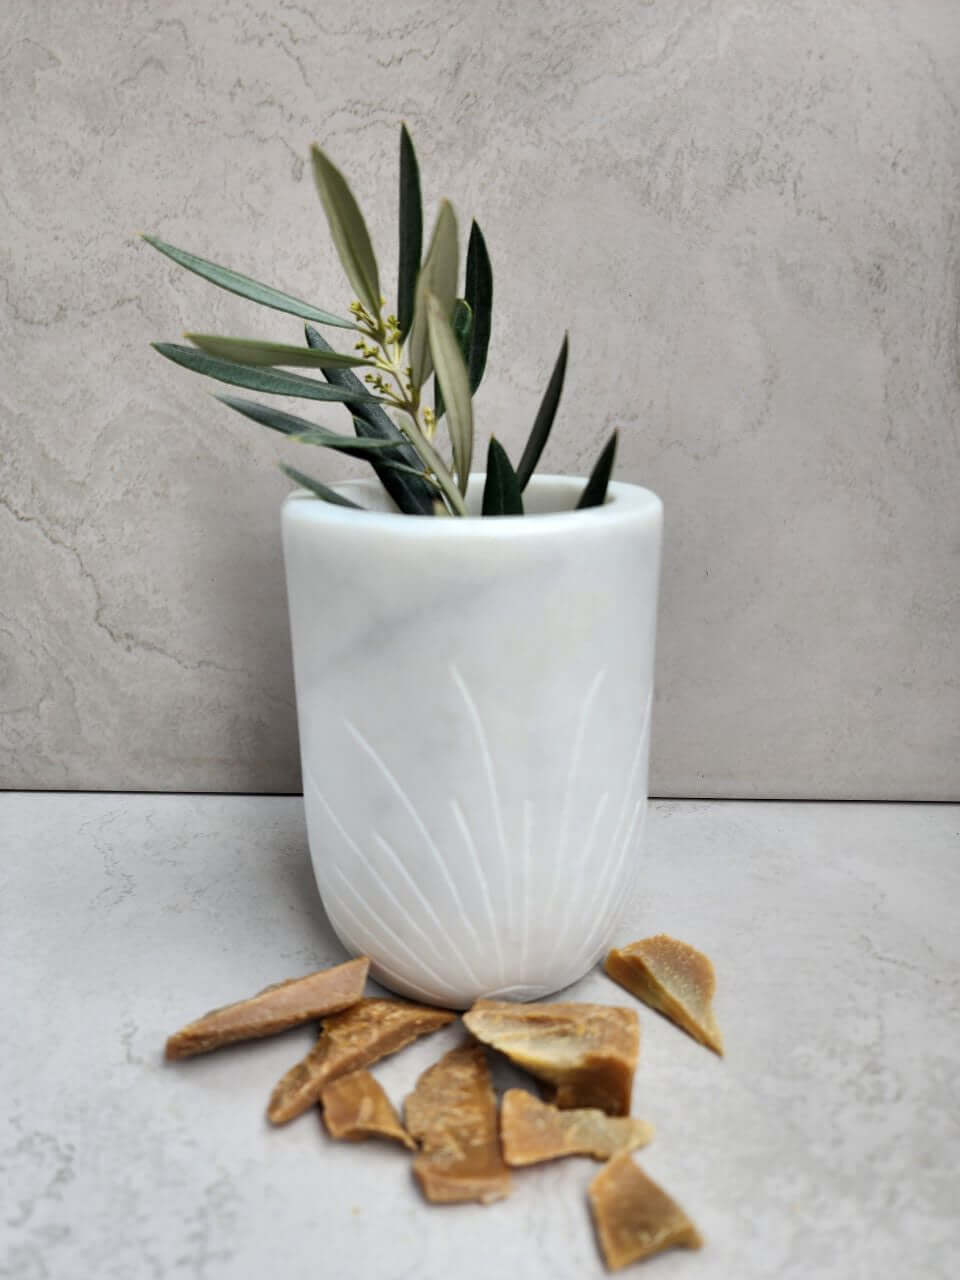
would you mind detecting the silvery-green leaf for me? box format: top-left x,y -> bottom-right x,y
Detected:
141,235 -> 356,329
482,437 -> 523,516
427,290 -> 473,496
516,333 -> 568,489
577,430 -> 619,509
186,334 -> 368,369
305,323 -> 436,515
464,220 -> 492,392
152,343 -> 380,403
214,395 -> 403,454
280,464 -> 362,507
435,298 -> 473,423
397,124 -> 422,340
407,200 -> 458,392
311,146 -> 381,318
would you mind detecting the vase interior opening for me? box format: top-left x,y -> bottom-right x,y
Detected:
319,474 -> 615,518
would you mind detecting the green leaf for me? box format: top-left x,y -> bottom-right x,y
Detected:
311,146 -> 381,319
397,124 -> 422,341
482,437 -> 524,516
407,200 -> 458,392
186,334 -> 369,369
427,291 -> 473,496
435,298 -> 473,423
516,333 -> 568,490
141,235 -> 356,329
305,323 -> 437,515
152,343 -> 380,403
577,430 -> 619,509
214,395 -> 403,454
280,464 -> 362,507
464,221 -> 493,392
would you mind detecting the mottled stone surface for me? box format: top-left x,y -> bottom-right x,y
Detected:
2,793 -> 957,1277
1,1 -> 958,796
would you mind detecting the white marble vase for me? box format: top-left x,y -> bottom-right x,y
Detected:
282,474 -> 663,1009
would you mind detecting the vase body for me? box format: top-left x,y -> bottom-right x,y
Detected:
282,474 -> 663,1008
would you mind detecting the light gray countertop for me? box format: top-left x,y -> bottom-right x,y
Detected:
2,794 -> 957,1279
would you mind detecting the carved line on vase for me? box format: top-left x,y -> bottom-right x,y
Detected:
373,830 -> 484,988
592,791 -> 649,945
328,862 -> 457,997
564,690 -> 652,980
607,691 -> 653,857
344,718 -> 483,950
449,663 -> 514,941
321,886 -> 450,1003
546,788 -> 611,973
539,666 -> 608,941
450,796 -> 505,985
520,799 -> 533,972
304,770 -> 461,994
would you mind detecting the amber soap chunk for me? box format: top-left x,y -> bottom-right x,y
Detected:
267,998 -> 455,1125
604,934 -> 724,1055
405,1042 -> 511,1205
164,957 -> 369,1061
463,1000 -> 639,1115
320,1069 -> 414,1149
500,1089 -> 653,1166
589,1152 -> 702,1270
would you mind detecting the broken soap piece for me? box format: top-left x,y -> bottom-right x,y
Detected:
463,1000 -> 639,1115
500,1089 -> 653,1166
320,1069 -> 414,1149
267,998 -> 455,1125
164,957 -> 369,1061
588,1152 -> 703,1270
604,934 -> 723,1055
405,1042 -> 511,1204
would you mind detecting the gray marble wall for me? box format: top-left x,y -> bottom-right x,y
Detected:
2,0 -> 958,798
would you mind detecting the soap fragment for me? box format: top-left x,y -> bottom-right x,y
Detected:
268,998 -> 455,1125
164,957 -> 369,1061
320,1069 -> 414,1149
500,1089 -> 653,1166
463,1000 -> 639,1115
589,1152 -> 703,1270
405,1042 -> 511,1204
604,934 -> 723,1055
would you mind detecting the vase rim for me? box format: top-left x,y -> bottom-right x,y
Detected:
283,473 -> 662,536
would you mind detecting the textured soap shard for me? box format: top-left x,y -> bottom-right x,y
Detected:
500,1089 -> 653,1166
405,1042 -> 511,1204
268,998 -> 455,1125
320,1069 -> 415,1149
604,934 -> 724,1055
463,1000 -> 639,1115
589,1152 -> 703,1270
164,957 -> 369,1061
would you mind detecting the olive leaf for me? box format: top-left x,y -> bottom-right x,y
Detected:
516,333 -> 568,489
280,464 -> 362,507
427,291 -> 473,496
305,323 -> 437,515
407,200 -> 458,392
215,395 -> 407,457
464,221 -> 492,392
577,430 -> 619,509
186,334 -> 368,369
482,438 -> 523,516
153,343 -> 380,404
397,124 -> 422,341
141,235 -> 357,329
311,146 -> 381,319
434,298 -> 473,423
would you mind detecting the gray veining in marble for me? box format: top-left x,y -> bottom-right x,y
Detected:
2,793 -> 958,1278
1,1 -> 958,796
